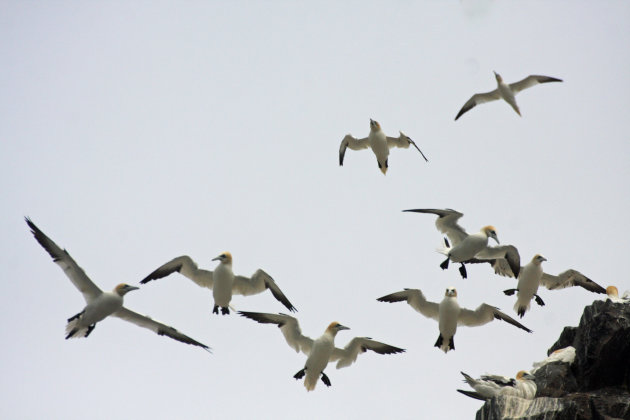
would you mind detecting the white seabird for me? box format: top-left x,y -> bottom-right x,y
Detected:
532,346 -> 576,373
377,287 -> 531,353
26,218 -> 210,351
605,285 -> 630,303
403,208 -> 521,279
454,72 -> 562,120
493,254 -> 607,317
237,311 -> 405,391
140,252 -> 296,315
457,370 -> 537,400
339,119 -> 428,175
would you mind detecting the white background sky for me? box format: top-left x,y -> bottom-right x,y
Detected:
1,1 -> 629,419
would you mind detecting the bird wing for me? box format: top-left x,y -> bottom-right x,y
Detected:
330,337 -> 405,369
402,208 -> 468,245
473,245 -> 521,278
509,75 -> 563,94
458,303 -> 532,332
480,374 -> 516,387
454,89 -> 501,120
233,269 -> 297,312
140,256 -> 213,289
377,288 -> 439,320
491,258 -> 519,278
113,307 -> 210,351
386,133 -> 428,162
339,135 -> 369,166
26,217 -> 102,303
541,269 -> 606,294
237,311 -> 313,354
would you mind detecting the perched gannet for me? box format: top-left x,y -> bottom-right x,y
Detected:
339,119 -> 428,175
377,287 -> 531,353
492,255 -> 607,317
237,311 -> 405,391
606,286 -> 630,303
454,72 -> 562,120
457,371 -> 537,401
403,208 -> 520,279
26,218 -> 210,351
532,346 -> 575,373
141,252 -> 296,315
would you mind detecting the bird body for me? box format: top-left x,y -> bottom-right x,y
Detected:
446,228 -> 495,263
455,72 -> 562,120
377,287 -> 531,353
26,218 -> 210,351
339,119 -> 428,174
237,312 -> 404,391
513,255 -> 546,317
458,371 -> 536,400
141,252 -> 296,315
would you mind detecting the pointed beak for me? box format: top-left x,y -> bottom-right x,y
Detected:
541,256 -> 548,262
338,325 -> 350,331
212,256 -> 221,261
493,71 -> 498,77
127,286 -> 139,292
492,234 -> 500,245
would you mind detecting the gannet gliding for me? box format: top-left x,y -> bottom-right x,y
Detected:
141,252 -> 296,315
403,208 -> 521,279
457,370 -> 537,400
491,254 -> 606,317
377,287 -> 531,353
339,119 -> 428,175
454,72 -> 562,120
237,311 -> 405,391
26,218 -> 210,351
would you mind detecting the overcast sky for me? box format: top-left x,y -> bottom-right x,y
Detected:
1,1 -> 629,419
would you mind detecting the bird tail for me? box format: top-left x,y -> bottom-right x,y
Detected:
65,315 -> 88,339
514,300 -> 530,318
457,389 -> 487,401
304,371 -> 318,392
460,372 -> 476,387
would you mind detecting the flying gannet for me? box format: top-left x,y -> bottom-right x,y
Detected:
237,311 -> 405,391
454,72 -> 562,120
490,254 -> 607,317
457,370 -> 537,401
26,218 -> 210,351
403,208 -> 521,279
605,286 -> 630,303
140,252 -> 296,315
377,287 -> 531,353
339,119 -> 428,175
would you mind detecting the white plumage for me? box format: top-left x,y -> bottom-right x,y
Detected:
457,370 -> 537,400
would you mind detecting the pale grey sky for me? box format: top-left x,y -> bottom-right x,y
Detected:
1,1 -> 629,419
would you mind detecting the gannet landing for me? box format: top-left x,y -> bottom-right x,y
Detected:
403,208 -> 520,279
454,72 -> 562,120
26,218 -> 210,351
237,311 -> 404,391
493,254 -> 606,317
606,286 -> 630,303
339,119 -> 428,175
457,371 -> 536,400
141,252 -> 296,315
377,287 -> 531,353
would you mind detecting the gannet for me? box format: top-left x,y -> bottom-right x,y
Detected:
454,72 -> 562,120
140,252 -> 296,315
492,254 -> 607,317
26,218 -> 210,351
606,286 -> 630,303
457,370 -> 537,400
237,311 -> 405,391
339,119 -> 428,175
403,208 -> 520,279
532,346 -> 575,373
377,287 -> 531,353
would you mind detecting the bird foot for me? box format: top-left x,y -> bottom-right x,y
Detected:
212,305 -> 219,315
440,258 -> 450,270
320,372 -> 331,387
293,369 -> 306,380
534,295 -> 545,306
67,310 -> 84,322
458,264 -> 467,279
503,289 -> 517,296
434,334 -> 443,349
84,324 -> 96,338
221,307 -> 230,315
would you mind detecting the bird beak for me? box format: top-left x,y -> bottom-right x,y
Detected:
127,286 -> 139,292
212,256 -> 221,261
493,71 -> 498,76
541,257 -> 548,262
338,325 -> 350,331
492,235 -> 500,245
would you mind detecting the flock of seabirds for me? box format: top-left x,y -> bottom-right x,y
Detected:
28,72 -> 630,398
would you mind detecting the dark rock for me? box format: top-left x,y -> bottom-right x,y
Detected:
475,300 -> 630,420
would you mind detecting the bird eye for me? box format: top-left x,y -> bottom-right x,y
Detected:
220,254 -> 226,258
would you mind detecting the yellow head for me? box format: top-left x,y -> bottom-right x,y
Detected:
532,254 -> 547,264
326,321 -> 350,335
515,370 -> 534,381
606,285 -> 619,298
482,225 -> 499,244
445,287 -> 457,298
493,71 -> 503,83
114,283 -> 139,296
369,118 -> 381,132
212,251 -> 233,264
